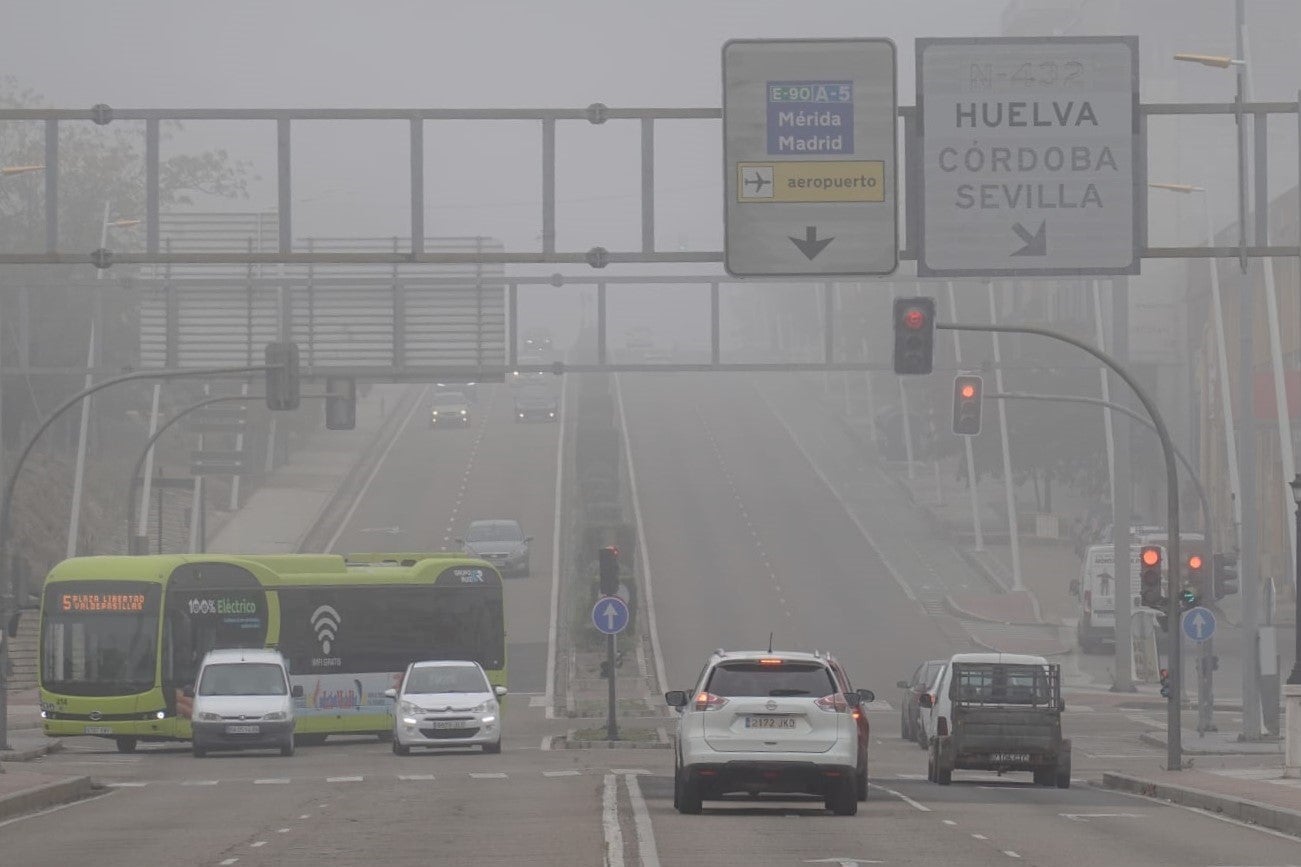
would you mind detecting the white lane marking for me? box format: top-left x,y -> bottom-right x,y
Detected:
602,774 -> 625,867
625,773 -> 661,867
107,782 -> 147,788
220,860 -> 239,866
545,770 -> 581,777
255,779 -> 290,785
614,373 -> 667,693
529,695 -> 548,707
895,773 -> 926,780
1004,852 -> 1021,859
868,782 -> 932,812
326,776 -> 363,783
540,735 -> 553,751
398,774 -> 435,781
470,772 -> 507,779
251,842 -> 267,848
277,828 -> 291,833
972,834 -> 988,840
326,384 -> 430,551
0,789 -> 116,829
1060,812 -> 1144,822
545,364 -> 569,719
182,780 -> 219,786
756,385 -> 917,603
611,768 -> 651,775
299,814 -> 311,819
942,819 -> 958,826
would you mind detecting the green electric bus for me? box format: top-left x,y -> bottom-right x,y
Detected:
38,552 -> 505,752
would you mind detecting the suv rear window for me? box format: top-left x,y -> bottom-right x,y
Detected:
706,661 -> 836,697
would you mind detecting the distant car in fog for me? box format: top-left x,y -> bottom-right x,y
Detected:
511,353 -> 549,388
459,519 -> 532,577
898,658 -> 946,746
430,391 -> 471,427
514,386 -> 558,422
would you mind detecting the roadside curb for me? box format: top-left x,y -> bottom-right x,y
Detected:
1101,771 -> 1301,838
0,739 -> 64,763
944,592 -> 1044,627
965,628 -> 1075,658
0,774 -> 97,822
1138,731 -> 1284,756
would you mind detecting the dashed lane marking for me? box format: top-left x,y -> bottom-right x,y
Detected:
251,842 -> 267,848
107,782 -> 147,788
544,770 -> 581,777
254,779 -> 290,785
470,772 -> 508,779
326,776 -> 363,783
1004,852 -> 1021,859
868,782 -> 931,812
398,774 -> 436,781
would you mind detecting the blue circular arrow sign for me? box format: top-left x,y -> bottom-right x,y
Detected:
591,595 -> 630,635
1181,606 -> 1216,644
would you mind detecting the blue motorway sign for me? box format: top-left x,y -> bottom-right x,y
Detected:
1181,606 -> 1216,643
591,595 -> 630,635
766,80 -> 854,155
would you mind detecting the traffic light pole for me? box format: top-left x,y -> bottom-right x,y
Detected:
940,322 -> 1185,769
988,389 -> 1218,733
0,363 -> 268,752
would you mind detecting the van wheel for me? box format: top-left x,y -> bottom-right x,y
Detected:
676,774 -> 702,814
827,777 -> 858,816
280,736 -> 294,757
1056,749 -> 1072,789
115,737 -> 138,754
192,744 -> 206,758
392,740 -> 410,756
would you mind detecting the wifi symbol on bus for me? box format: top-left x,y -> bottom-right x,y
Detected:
310,605 -> 341,655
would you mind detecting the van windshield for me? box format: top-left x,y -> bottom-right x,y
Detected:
198,662 -> 287,696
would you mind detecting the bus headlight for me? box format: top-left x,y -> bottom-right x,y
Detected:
156,710 -> 167,720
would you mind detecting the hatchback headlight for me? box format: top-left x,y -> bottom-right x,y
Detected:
263,711 -> 288,721
400,701 -> 422,716
460,409 -> 467,415
197,712 -> 221,722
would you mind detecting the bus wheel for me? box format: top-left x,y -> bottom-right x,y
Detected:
115,737 -> 138,754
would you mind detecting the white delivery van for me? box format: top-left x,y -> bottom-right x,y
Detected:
1072,543 -> 1160,653
188,648 -> 301,758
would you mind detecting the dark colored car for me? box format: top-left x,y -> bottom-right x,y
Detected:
827,656 -> 873,802
514,387 -> 558,422
898,658 -> 946,746
459,519 -> 532,578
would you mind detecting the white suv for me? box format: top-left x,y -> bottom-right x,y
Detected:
665,650 -> 867,816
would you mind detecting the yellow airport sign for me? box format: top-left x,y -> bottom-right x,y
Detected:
737,160 -> 885,203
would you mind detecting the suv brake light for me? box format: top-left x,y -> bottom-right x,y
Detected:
814,693 -> 849,713
695,691 -> 728,711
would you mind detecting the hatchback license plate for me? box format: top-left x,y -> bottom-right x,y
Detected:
745,715 -> 796,729
989,752 -> 1030,763
225,724 -> 260,734
429,720 -> 472,730
83,725 -> 113,735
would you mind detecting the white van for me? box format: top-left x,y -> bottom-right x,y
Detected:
189,648 -> 301,758
1071,544 -> 1159,653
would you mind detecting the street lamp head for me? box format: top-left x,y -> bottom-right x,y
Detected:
1149,182 -> 1205,195
1173,52 -> 1246,69
1291,474 -> 1301,506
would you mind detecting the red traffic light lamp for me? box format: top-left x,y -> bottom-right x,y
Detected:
1140,545 -> 1164,609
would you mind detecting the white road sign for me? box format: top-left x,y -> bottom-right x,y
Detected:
723,38 -> 898,277
916,36 -> 1143,277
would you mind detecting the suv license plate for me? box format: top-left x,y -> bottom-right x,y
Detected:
83,725 -> 113,735
745,715 -> 796,729
990,752 -> 1030,763
225,724 -> 260,734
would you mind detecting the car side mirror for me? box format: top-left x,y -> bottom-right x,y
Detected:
1068,578 -> 1081,596
665,690 -> 688,708
494,685 -> 508,697
896,680 -> 909,690
857,688 -> 875,704
844,691 -> 861,709
384,688 -> 397,700
918,693 -> 934,708
183,686 -> 195,699
291,685 -> 304,698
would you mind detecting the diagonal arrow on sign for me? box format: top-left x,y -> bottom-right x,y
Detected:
789,226 -> 835,260
1010,221 -> 1048,256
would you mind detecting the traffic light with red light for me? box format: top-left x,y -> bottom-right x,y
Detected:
952,374 -> 984,436
598,545 -> 620,596
892,297 -> 936,375
1183,552 -> 1208,607
1139,545 -> 1164,609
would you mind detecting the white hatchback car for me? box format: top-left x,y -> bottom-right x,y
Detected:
665,649 -> 866,816
385,660 -> 507,754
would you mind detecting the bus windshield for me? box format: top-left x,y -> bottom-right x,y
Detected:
41,582 -> 162,696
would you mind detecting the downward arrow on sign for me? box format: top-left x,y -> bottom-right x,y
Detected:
789,226 -> 835,260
